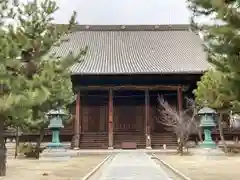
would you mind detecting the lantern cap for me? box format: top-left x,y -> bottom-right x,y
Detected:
46,109 -> 66,116
198,107 -> 216,115
48,122 -> 64,129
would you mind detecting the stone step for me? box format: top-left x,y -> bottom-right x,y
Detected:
6,142 -> 72,157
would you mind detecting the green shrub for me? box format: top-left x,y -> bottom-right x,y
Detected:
18,143 -> 46,158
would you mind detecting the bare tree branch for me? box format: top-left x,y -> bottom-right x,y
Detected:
157,95 -> 199,154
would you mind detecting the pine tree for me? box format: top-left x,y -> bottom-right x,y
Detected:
188,0 -> 240,111
0,0 -> 42,175
11,0 -> 87,159
188,0 -> 240,153
194,70 -> 232,152
194,70 -> 232,110
0,0 -> 86,175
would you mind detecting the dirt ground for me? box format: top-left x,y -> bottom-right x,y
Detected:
0,155 -> 108,180
155,153 -> 240,180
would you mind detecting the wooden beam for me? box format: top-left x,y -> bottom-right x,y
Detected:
75,85 -> 189,91
108,89 -> 114,149
177,86 -> 183,114
145,89 -> 151,149
73,91 -> 81,149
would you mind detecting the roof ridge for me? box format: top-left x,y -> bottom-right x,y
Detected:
72,24 -> 191,31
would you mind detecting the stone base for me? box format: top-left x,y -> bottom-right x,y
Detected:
40,148 -> 78,161
191,147 -> 225,158
47,142 -> 64,148
146,146 -> 152,150
108,147 -> 114,150
200,141 -> 217,149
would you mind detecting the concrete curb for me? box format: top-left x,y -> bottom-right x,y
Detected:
81,154 -> 113,180
151,153 -> 192,180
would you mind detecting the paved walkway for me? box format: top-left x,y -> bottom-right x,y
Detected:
98,152 -> 171,180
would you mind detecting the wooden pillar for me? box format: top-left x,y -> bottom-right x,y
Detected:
177,86 -> 183,114
108,89 -> 114,149
73,91 -> 81,149
145,89 -> 151,149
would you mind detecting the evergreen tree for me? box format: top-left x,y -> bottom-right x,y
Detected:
194,70 -> 232,110
194,70 -> 232,152
0,0 -> 86,175
0,0 -> 44,175
188,0 -> 240,152
11,0 -> 87,159
188,0 -> 240,111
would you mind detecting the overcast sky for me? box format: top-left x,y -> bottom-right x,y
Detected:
54,0 -> 191,24
20,0 -> 191,25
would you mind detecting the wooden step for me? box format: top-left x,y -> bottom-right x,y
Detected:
113,133 -> 146,149
151,133 -> 177,149
80,133 -> 108,149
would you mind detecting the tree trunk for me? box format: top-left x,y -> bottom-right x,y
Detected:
14,126 -> 19,159
219,113 -> 228,153
198,128 -> 203,142
0,118 -> 6,176
178,142 -> 184,155
177,137 -> 184,155
35,128 -> 44,159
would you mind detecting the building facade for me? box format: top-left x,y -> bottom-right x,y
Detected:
50,24 -> 207,149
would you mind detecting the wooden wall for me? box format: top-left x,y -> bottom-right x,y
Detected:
81,91 -> 108,132
71,90 -> 178,134
113,90 -> 145,132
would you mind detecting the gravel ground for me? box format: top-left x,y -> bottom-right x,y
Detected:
0,155 -> 108,180
155,152 -> 240,180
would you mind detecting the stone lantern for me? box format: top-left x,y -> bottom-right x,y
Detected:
46,109 -> 66,148
230,114 -> 240,130
198,107 -> 217,148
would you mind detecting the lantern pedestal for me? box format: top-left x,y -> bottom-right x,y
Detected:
47,129 -> 63,148
200,128 -> 216,148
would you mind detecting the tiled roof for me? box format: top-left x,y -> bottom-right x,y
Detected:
51,25 -> 208,75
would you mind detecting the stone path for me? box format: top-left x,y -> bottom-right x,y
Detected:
98,152 -> 171,180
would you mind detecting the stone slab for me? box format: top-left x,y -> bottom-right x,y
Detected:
97,152 -> 171,180
40,148 -> 79,161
